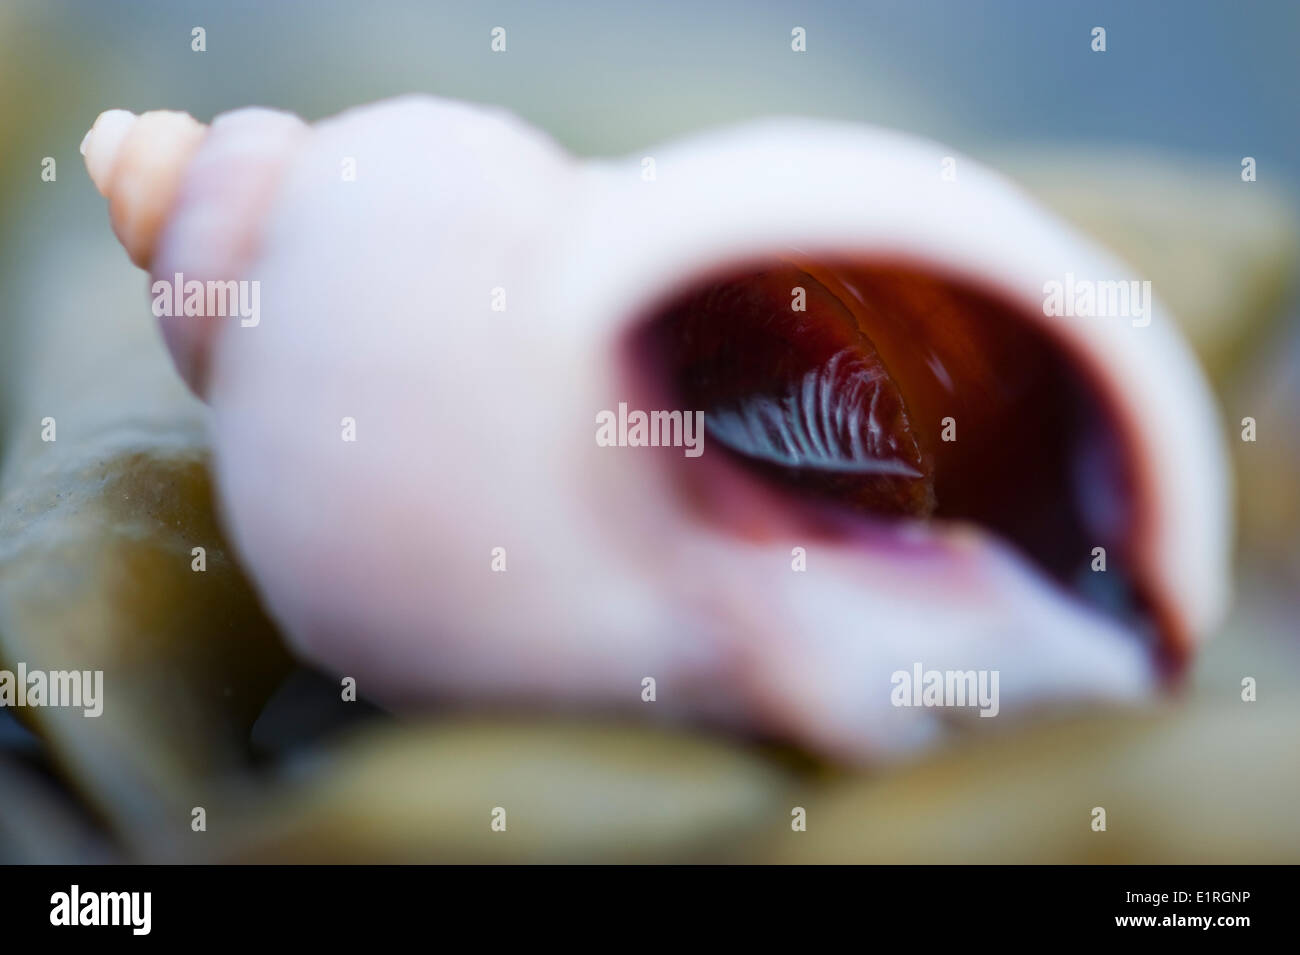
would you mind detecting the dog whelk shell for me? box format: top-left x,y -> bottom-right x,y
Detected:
83,96 -> 1232,760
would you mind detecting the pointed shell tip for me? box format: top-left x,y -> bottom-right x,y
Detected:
82,109 -> 140,196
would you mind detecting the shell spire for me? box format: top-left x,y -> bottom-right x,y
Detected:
82,109 -> 207,268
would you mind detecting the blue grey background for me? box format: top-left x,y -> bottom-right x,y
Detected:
18,0 -> 1297,181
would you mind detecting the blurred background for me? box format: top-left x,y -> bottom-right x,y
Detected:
0,0 -> 1297,862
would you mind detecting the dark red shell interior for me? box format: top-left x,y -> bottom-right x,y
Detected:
629,256 -> 1184,673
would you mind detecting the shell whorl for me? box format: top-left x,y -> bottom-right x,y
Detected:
82,109 -> 207,269
83,107 -> 310,394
